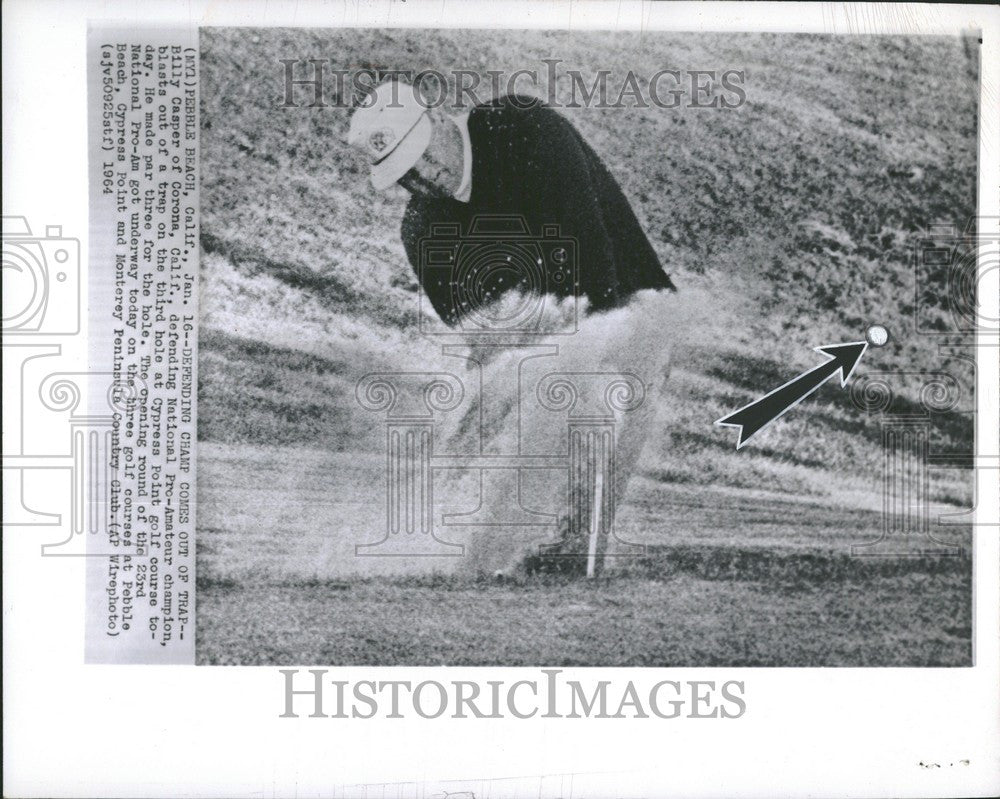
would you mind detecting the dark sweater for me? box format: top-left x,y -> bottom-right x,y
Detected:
401,95 -> 675,325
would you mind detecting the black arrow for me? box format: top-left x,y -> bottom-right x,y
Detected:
715,341 -> 868,449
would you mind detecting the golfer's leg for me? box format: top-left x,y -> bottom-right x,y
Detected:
600,291 -> 674,563
539,290 -> 674,571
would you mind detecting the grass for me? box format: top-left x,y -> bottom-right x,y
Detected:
197,566 -> 971,667
196,30 -> 978,665
194,442 -> 972,666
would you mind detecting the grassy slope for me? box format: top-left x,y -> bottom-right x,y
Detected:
196,30 -> 977,665
199,29 -> 976,484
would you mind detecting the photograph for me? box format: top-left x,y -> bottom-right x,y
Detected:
193,28 -> 979,667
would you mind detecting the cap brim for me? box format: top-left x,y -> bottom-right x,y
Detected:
370,113 -> 432,191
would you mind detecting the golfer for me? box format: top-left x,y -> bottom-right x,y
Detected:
348,80 -> 677,574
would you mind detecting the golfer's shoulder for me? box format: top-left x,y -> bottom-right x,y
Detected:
400,197 -> 428,251
471,94 -> 575,137
401,196 -> 427,230
401,197 -> 458,247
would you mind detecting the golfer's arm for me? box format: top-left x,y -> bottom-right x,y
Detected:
535,137 -> 618,304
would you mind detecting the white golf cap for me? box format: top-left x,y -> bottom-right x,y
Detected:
347,81 -> 433,190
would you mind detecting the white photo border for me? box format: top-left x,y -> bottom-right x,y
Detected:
3,2 -> 998,797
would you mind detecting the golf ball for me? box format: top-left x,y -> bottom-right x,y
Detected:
866,324 -> 889,347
